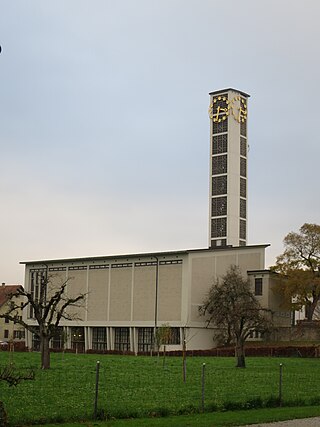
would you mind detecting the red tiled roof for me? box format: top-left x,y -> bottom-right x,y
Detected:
0,285 -> 22,307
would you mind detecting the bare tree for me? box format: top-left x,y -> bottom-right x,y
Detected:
0,365 -> 34,387
0,273 -> 85,369
0,365 -> 35,426
199,265 -> 273,368
155,323 -> 172,366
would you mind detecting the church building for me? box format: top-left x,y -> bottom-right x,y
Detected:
21,89 -> 291,353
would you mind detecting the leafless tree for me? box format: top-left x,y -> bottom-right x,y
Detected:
0,273 -> 85,369
0,365 -> 35,426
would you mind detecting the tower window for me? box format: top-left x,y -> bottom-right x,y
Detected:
240,198 -> 246,219
240,178 -> 246,198
212,155 -> 227,175
240,121 -> 247,137
213,120 -> 228,134
211,217 -> 227,238
212,197 -> 227,217
240,219 -> 246,240
212,134 -> 228,155
240,137 -> 247,157
240,157 -> 247,177
212,176 -> 227,196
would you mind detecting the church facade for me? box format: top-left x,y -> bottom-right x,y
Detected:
22,244 -> 290,352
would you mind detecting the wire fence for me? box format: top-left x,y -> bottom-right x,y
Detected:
2,356 -> 320,425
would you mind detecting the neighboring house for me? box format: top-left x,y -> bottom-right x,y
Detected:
0,283 -> 25,345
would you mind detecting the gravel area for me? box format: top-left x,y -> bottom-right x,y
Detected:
241,416 -> 320,426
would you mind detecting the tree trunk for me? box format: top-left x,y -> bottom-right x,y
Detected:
41,335 -> 51,369
235,339 -> 246,368
162,345 -> 166,368
182,336 -> 187,383
0,401 -> 8,427
305,302 -> 315,321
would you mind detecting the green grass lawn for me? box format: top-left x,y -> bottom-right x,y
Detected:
1,351 -> 320,426
31,406 -> 320,427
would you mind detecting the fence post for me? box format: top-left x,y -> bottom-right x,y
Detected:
94,361 -> 100,419
279,363 -> 283,407
183,355 -> 187,383
201,363 -> 206,412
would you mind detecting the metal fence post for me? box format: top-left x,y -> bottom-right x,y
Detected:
279,363 -> 283,407
94,361 -> 100,419
201,363 -> 206,412
183,355 -> 187,383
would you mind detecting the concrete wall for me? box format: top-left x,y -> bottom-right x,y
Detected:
189,246 -> 265,325
23,245 -> 281,351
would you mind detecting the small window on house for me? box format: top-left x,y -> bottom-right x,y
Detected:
4,330 -> 9,339
5,318 -> 9,324
255,278 -> 263,296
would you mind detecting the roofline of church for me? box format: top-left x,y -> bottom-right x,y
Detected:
20,244 -> 270,265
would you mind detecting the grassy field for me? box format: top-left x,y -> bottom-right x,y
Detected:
1,351 -> 320,426
31,406 -> 320,427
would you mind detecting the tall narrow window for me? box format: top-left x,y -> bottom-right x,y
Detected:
240,157 -> 247,177
240,198 -> 246,219
92,327 -> 107,351
240,137 -> 247,157
255,278 -> 263,296
114,327 -> 130,351
240,219 -> 246,240
240,178 -> 246,198
71,327 -> 85,353
138,328 -> 153,352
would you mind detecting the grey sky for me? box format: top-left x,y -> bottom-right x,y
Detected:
1,0 -> 319,283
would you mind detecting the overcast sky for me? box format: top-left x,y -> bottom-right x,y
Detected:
1,1 -> 319,283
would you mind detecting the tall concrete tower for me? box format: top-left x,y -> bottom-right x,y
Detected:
208,88 -> 250,248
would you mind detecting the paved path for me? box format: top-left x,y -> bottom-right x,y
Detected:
241,417 -> 320,426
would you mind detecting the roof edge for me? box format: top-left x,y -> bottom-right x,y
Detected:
20,244 -> 270,265
209,88 -> 250,98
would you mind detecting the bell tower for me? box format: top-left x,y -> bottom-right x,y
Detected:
208,88 -> 250,248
